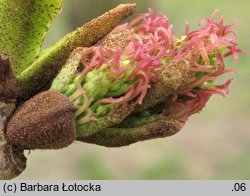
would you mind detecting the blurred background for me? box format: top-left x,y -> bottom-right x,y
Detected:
17,0 -> 250,179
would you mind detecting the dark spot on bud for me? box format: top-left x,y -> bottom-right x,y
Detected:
86,52 -> 94,63
77,62 -> 84,72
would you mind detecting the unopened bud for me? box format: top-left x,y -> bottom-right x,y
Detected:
6,90 -> 76,149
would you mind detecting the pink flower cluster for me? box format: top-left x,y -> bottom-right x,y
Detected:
77,9 -> 243,121
167,10 -> 244,121
79,9 -> 174,105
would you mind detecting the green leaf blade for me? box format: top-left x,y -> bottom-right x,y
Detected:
0,0 -> 63,75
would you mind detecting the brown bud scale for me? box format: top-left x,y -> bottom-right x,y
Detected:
6,90 -> 76,150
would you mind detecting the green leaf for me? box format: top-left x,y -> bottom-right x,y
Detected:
0,0 -> 63,75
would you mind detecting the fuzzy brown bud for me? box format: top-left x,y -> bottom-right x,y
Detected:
6,90 -> 76,149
